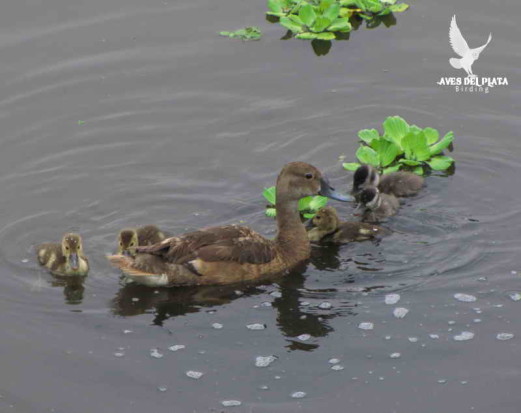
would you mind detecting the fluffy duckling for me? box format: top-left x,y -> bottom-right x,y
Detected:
117,225 -> 166,257
352,165 -> 424,199
36,233 -> 89,276
107,162 -> 352,287
307,206 -> 387,243
359,187 -> 400,223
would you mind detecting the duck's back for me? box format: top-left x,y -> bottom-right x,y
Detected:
379,172 -> 424,197
36,243 -> 66,273
138,225 -> 276,266
137,225 -> 166,246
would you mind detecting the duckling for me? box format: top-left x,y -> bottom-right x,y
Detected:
107,162 -> 352,287
352,165 -> 424,199
307,206 -> 388,243
117,225 -> 166,257
359,187 -> 400,223
36,233 -> 89,276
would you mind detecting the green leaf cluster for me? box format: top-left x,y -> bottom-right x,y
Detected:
342,116 -> 455,175
219,26 -> 262,40
340,0 -> 409,18
267,0 -> 408,40
263,186 -> 328,218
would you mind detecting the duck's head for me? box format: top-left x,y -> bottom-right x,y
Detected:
61,233 -> 84,271
310,206 -> 340,232
276,162 -> 352,202
352,165 -> 380,193
359,187 -> 380,210
118,229 -> 138,257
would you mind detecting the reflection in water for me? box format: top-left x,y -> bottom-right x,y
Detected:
51,276 -> 85,305
111,265 -> 343,351
109,248 -> 382,351
111,280 -> 267,326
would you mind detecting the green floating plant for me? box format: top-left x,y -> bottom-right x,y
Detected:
341,0 -> 409,18
342,116 -> 455,176
219,27 -> 262,40
266,0 -> 408,40
263,186 -> 328,219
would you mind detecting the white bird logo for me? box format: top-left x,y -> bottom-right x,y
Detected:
449,15 -> 492,77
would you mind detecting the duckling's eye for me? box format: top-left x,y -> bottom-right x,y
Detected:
305,173 -> 313,180
119,242 -> 123,247
316,216 -> 321,220
130,242 -> 135,247
65,246 -> 70,250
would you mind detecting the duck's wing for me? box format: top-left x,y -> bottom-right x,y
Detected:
449,15 -> 470,57
136,225 -> 276,265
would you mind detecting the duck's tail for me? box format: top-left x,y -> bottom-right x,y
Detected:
449,58 -> 462,69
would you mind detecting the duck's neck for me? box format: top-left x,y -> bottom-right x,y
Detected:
275,198 -> 310,263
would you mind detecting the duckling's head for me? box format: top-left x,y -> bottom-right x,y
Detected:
61,233 -> 84,271
359,187 -> 380,209
352,165 -> 380,193
312,206 -> 340,232
118,229 -> 138,257
276,162 -> 352,202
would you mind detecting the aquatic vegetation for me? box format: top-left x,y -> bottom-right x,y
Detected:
262,186 -> 328,218
266,0 -> 408,40
219,26 -> 262,40
342,116 -> 455,176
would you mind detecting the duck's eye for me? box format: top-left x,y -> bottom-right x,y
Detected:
119,242 -> 123,247
305,173 -> 313,179
316,216 -> 321,220
65,246 -> 70,250
130,242 -> 135,247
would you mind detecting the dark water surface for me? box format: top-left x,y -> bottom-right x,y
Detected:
0,0 -> 520,411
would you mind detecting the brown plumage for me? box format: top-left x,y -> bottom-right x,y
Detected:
307,206 -> 388,243
117,225 -> 166,257
36,233 -> 89,276
359,187 -> 400,223
107,162 -> 350,287
352,165 -> 424,199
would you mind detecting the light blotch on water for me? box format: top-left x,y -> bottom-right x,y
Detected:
297,334 -> 311,341
358,322 -> 374,330
291,391 -> 306,399
385,294 -> 401,305
508,292 -> 521,301
150,349 -> 163,359
186,371 -> 204,379
393,308 -> 409,319
255,355 -> 277,367
453,331 -> 475,341
246,323 -> 266,330
331,365 -> 344,371
212,323 -> 223,329
328,358 -> 340,364
168,345 -> 186,352
390,352 -> 401,359
408,337 -> 418,343
496,333 -> 514,341
318,302 -> 332,310
454,293 -> 477,303
221,400 -> 242,407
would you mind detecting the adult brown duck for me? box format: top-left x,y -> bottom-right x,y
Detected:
107,162 -> 351,287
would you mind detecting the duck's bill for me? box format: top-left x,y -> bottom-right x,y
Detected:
305,219 -> 315,230
319,177 -> 353,202
69,253 -> 79,270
